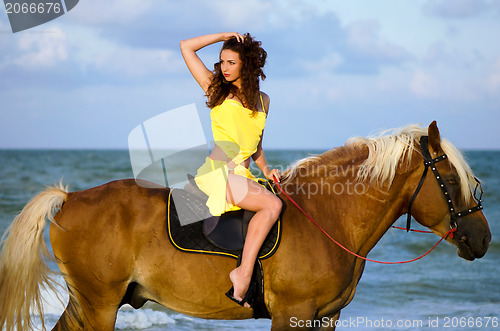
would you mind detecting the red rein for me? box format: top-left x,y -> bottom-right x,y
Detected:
273,177 -> 457,265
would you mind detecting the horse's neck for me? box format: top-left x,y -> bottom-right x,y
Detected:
293,157 -> 418,257
351,178 -> 409,256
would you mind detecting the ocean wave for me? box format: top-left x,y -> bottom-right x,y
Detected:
115,309 -> 176,330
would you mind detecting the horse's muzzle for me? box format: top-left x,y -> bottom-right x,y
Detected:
454,217 -> 491,261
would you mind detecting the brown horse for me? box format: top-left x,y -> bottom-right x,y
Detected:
0,121 -> 491,330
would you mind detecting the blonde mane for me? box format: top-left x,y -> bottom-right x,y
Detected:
283,124 -> 477,200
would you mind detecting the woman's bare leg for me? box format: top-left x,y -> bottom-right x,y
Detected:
225,173 -> 282,307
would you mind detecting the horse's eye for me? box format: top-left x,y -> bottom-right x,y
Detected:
447,179 -> 458,185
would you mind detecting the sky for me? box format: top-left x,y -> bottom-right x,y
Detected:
1,0 -> 499,150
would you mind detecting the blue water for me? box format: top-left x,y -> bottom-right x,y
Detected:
0,150 -> 498,330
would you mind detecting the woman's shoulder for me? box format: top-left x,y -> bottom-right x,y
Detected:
259,91 -> 270,114
260,91 -> 270,101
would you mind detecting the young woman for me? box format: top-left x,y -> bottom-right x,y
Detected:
180,32 -> 282,308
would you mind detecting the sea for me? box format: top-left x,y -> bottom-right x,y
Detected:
0,149 -> 498,331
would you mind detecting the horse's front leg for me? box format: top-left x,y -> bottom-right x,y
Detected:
270,298 -> 318,330
316,311 -> 340,331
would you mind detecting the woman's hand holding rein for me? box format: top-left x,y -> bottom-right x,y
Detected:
265,168 -> 282,183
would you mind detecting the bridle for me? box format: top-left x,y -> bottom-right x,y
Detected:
406,135 -> 483,233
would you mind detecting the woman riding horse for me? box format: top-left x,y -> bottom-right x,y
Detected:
0,121 -> 491,330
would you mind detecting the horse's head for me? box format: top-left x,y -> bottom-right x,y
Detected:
407,121 -> 491,261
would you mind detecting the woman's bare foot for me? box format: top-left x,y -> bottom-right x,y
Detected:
228,267 -> 252,308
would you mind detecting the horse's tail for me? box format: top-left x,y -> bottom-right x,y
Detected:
0,182 -> 68,331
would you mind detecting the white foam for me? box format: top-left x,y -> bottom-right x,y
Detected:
40,276 -> 68,316
115,307 -> 176,330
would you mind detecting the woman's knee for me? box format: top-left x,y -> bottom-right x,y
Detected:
266,196 -> 282,219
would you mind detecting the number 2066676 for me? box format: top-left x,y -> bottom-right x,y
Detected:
443,316 -> 498,328
5,2 -> 62,14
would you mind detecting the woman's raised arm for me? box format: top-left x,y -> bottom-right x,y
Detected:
180,32 -> 244,93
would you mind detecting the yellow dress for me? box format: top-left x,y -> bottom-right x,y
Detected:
194,95 -> 267,216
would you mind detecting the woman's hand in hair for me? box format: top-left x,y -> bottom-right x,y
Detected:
222,32 -> 244,43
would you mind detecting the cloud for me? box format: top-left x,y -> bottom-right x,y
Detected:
34,0 -> 413,79
487,56 -> 500,93
408,61 -> 485,102
262,14 -> 412,77
0,24 -> 184,92
205,0 -> 274,30
423,41 -> 449,64
88,0 -> 280,50
423,40 -> 485,70
257,11 -> 345,77
345,19 -> 411,66
410,70 -> 440,99
67,28 -> 183,77
69,0 -> 155,25
423,0 -> 490,18
94,47 -> 181,77
14,28 -> 68,69
0,13 -> 10,31
298,52 -> 343,73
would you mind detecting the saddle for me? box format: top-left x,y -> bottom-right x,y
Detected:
166,175 -> 282,259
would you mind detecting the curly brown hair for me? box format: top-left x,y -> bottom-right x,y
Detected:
206,33 -> 267,115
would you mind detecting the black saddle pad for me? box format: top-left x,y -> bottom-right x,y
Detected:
166,183 -> 282,260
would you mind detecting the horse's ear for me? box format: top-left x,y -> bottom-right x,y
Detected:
428,120 -> 441,152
